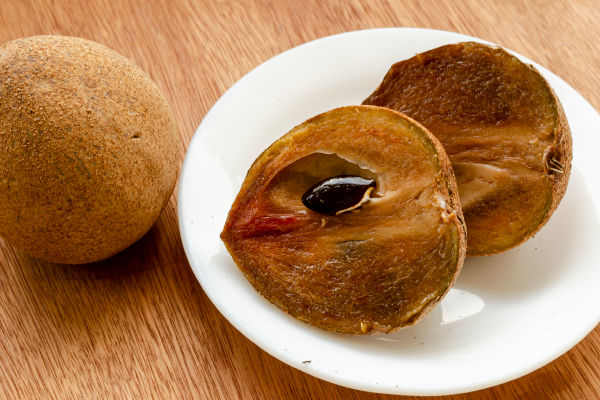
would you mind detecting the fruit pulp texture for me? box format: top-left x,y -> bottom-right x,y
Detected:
364,42 -> 558,254
221,108 -> 463,333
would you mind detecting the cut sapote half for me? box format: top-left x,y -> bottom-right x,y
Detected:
363,42 -> 572,255
221,106 -> 466,334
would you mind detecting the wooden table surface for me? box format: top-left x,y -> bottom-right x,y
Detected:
1,0 -> 599,398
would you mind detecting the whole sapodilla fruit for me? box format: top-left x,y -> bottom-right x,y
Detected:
0,36 -> 180,264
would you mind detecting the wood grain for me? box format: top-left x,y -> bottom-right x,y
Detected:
0,0 -> 598,398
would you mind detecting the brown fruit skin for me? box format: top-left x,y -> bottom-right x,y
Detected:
221,106 -> 467,334
0,36 -> 180,264
544,97 -> 572,244
364,42 -> 572,256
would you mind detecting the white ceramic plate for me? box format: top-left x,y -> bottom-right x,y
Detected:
178,28 -> 600,395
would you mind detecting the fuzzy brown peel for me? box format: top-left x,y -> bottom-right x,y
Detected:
0,36 -> 180,263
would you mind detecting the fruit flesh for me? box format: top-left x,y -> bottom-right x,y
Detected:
221,106 -> 466,334
363,42 -> 568,255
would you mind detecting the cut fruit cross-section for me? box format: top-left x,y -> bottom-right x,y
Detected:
221,106 -> 466,334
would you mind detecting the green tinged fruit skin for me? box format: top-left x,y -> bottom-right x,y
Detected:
0,36 -> 180,264
221,106 -> 466,334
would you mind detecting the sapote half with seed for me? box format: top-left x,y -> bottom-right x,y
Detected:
221,106 -> 467,334
364,42 -> 572,255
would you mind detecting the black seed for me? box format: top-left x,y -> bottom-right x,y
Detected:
301,175 -> 376,215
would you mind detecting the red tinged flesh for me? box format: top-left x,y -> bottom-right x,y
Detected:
221,106 -> 466,334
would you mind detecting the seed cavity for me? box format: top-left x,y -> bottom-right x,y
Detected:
301,175 -> 376,215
